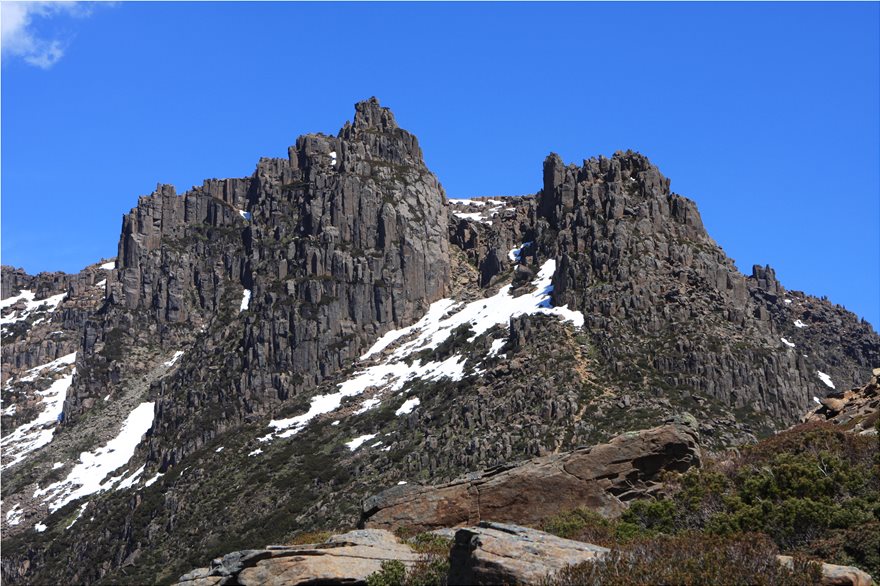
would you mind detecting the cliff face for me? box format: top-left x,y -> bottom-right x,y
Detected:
1,99 -> 877,585
533,151 -> 876,423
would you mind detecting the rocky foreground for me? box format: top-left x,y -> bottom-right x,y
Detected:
178,412 -> 877,585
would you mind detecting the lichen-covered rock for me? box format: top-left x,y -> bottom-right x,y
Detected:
447,522 -> 609,585
178,529 -> 420,586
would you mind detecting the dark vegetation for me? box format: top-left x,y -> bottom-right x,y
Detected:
366,533 -> 451,586
539,421 -> 880,578
541,533 -> 823,586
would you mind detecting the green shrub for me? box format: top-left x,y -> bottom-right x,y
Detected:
365,533 -> 451,586
542,422 -> 879,577
367,560 -> 407,586
540,507 -> 618,545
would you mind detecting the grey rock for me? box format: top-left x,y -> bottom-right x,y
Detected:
448,521 -> 608,585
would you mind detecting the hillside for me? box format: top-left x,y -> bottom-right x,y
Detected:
1,98 -> 877,585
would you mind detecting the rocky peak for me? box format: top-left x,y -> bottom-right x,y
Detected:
337,97 -> 423,166
2,99 -> 878,586
352,96 -> 399,132
538,150 -> 698,237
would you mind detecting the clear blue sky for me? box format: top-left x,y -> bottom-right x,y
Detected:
2,2 -> 878,328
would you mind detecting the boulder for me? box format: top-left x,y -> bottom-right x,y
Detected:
361,424 -> 701,532
777,555 -> 874,586
447,521 -> 608,585
178,529 -> 420,586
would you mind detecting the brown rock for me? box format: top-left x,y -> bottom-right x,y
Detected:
177,530 -> 420,586
361,424 -> 701,532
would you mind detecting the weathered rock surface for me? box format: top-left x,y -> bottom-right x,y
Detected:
178,529 -> 420,586
361,424 -> 700,532
447,521 -> 608,585
1,260 -> 109,438
533,151 -> 878,426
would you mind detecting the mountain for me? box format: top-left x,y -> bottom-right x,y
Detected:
2,98 -> 877,585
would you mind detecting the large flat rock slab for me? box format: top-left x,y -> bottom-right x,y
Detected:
448,521 -> 608,585
178,529 -> 419,586
361,424 -> 701,532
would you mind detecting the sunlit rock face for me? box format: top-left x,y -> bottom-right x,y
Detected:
1,99 -> 877,586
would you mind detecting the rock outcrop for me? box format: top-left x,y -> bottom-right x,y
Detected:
178,529 -> 420,586
447,521 -> 608,585
804,367 -> 880,433
361,425 -> 701,532
532,151 -> 878,426
177,523 -> 876,586
776,555 -> 875,586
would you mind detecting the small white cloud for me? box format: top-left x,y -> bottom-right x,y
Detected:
1,2 -> 95,69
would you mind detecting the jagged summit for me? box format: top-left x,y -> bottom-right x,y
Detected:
333,97 -> 423,165
351,96 -> 399,132
1,99 -> 877,585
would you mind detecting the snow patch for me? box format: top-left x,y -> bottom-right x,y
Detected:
780,338 -> 795,348
66,502 -> 89,529
20,352 -> 77,382
238,210 -> 252,221
363,256 -> 582,364
240,289 -> 251,312
2,369 -> 75,470
99,261 -> 116,270
163,351 -> 185,367
116,465 -> 145,490
6,504 -> 23,526
345,433 -> 377,451
488,338 -> 507,357
329,151 -> 337,166
817,371 -> 835,389
1,290 -> 67,326
34,522 -> 47,533
397,481 -> 407,485
215,446 -> 225,453
508,241 -> 532,263
144,473 -> 163,487
32,402 -> 156,512
452,211 -> 492,224
794,319 -> 807,328
355,398 -> 381,415
261,251 -> 584,445
449,198 -> 511,225
784,299 -> 792,304
395,397 -> 420,416
248,448 -> 263,457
